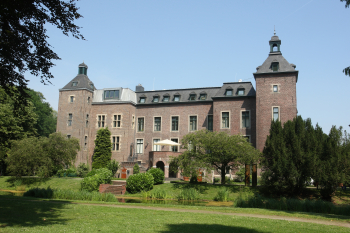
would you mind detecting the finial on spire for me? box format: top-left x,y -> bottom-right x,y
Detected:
274,25 -> 276,35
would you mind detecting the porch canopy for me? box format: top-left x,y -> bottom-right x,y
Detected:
154,139 -> 181,146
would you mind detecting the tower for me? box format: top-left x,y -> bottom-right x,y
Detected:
254,33 -> 298,151
57,62 -> 95,165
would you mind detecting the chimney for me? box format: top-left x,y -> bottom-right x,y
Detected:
136,84 -> 144,92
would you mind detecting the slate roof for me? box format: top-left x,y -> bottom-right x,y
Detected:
60,74 -> 95,92
213,82 -> 255,98
255,53 -> 297,74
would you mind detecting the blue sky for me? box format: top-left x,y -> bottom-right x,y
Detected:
26,0 -> 350,134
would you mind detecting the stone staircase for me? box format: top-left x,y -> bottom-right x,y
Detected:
99,180 -> 126,195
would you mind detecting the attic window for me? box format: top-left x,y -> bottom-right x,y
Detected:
199,93 -> 207,100
153,96 -> 159,103
174,95 -> 180,102
189,94 -> 196,101
271,62 -> 279,72
72,82 -> 78,87
90,84 -> 94,89
104,90 -> 119,99
163,96 -> 169,102
225,89 -> 233,96
237,89 -> 245,96
140,97 -> 146,103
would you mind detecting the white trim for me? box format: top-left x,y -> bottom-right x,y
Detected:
188,115 -> 198,132
272,84 -> 280,93
111,135 -> 121,152
135,138 -> 144,154
96,114 -> 107,128
170,115 -> 180,132
240,110 -> 251,129
220,111 -> 230,129
153,116 -> 162,132
112,113 -> 122,128
152,137 -> 161,151
68,95 -> 75,103
137,116 -> 145,133
272,106 -> 280,121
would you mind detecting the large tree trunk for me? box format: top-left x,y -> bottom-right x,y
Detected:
245,164 -> 250,186
221,165 -> 226,184
252,164 -> 257,187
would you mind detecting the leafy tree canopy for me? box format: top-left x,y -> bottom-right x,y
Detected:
92,127 -> 112,169
171,130 -> 261,184
0,0 -> 84,99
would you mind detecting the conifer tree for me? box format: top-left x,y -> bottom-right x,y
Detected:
133,163 -> 140,174
92,127 -> 112,169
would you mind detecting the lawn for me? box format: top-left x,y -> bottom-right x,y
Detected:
0,196 -> 348,233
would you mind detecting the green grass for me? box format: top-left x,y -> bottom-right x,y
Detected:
0,197 -> 348,232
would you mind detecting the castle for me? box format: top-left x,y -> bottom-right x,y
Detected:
57,33 -> 298,178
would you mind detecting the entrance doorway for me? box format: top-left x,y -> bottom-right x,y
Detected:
156,161 -> 165,173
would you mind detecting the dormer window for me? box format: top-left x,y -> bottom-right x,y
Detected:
104,90 -> 119,100
153,96 -> 159,103
163,95 -> 170,102
174,95 -> 180,102
271,62 -> 279,72
225,89 -> 233,96
199,93 -> 207,100
72,82 -> 78,87
237,89 -> 245,96
90,84 -> 94,89
189,94 -> 196,101
140,97 -> 146,103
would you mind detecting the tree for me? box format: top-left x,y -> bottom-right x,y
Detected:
92,127 -> 112,169
0,0 -> 84,99
107,160 -> 120,177
27,89 -> 57,137
261,116 -> 320,196
171,130 -> 261,184
341,0 -> 350,75
133,163 -> 140,174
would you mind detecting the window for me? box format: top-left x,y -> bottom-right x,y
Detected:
242,111 -> 250,128
84,136 -> 88,150
189,94 -> 196,101
90,84 -> 94,89
70,96 -> 74,103
68,113 -> 73,126
112,136 -> 120,151
72,82 -> 78,87
104,90 -> 119,100
171,116 -> 179,131
237,89 -> 245,96
222,112 -> 229,128
171,138 -> 179,152
153,96 -> 159,102
140,97 -> 146,103
244,135 -> 250,143
207,115 -> 213,131
174,95 -> 180,101
67,135 -> 71,139
98,115 -> 105,128
199,93 -> 207,100
273,107 -> 279,121
113,115 -> 121,127
153,139 -> 161,151
189,116 -> 197,131
154,117 -> 161,131
86,114 -> 89,127
272,62 -> 279,72
225,89 -> 233,96
273,85 -> 278,92
136,139 -> 143,154
138,117 -> 144,132
87,96 -> 91,103
163,96 -> 169,102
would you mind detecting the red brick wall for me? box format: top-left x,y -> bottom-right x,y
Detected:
255,73 -> 297,151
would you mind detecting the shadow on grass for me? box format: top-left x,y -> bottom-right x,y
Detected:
0,193 -> 70,228
160,223 -> 269,233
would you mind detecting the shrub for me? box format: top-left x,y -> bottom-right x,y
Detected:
235,166 -> 245,182
56,167 -> 77,177
214,188 -> 230,202
107,160 -> 119,177
147,168 -> 164,185
126,172 -> 154,194
213,177 -> 220,183
133,163 -> 140,174
77,163 -> 89,177
148,189 -> 171,199
189,175 -> 198,184
81,168 -> 112,192
176,188 -> 199,200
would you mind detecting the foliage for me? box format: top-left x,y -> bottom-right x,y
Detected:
261,116 -> 320,196
106,160 -> 119,177
126,173 -> 154,194
190,175 -> 198,184
27,89 -> 57,137
92,128 -> 112,169
77,163 -> 89,178
133,163 -> 140,174
176,188 -> 199,200
148,189 -> 171,199
0,0 -> 84,99
171,130 -> 261,184
214,188 -> 230,202
213,177 -> 220,183
235,166 -> 245,182
81,168 -> 112,192
56,167 -> 77,177
24,187 -> 117,202
147,168 -> 164,185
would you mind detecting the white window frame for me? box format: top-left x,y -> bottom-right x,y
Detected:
97,114 -> 106,128
69,95 -> 75,103
111,135 -> 121,152
240,110 -> 251,129
152,138 -> 161,151
153,116 -> 162,132
136,138 -> 144,154
112,114 -> 122,128
189,115 -> 198,131
272,106 -> 280,121
170,115 -> 180,132
137,116 -> 145,132
272,84 -> 279,93
220,111 -> 230,129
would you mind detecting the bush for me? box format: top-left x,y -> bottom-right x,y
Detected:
148,189 -> 171,199
133,163 -> 140,174
214,188 -> 230,202
189,175 -> 198,184
77,163 -> 89,178
235,166 -> 245,182
107,160 -> 119,177
126,172 -> 154,194
81,168 -> 112,192
213,177 -> 220,183
176,188 -> 199,200
147,168 -> 164,185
